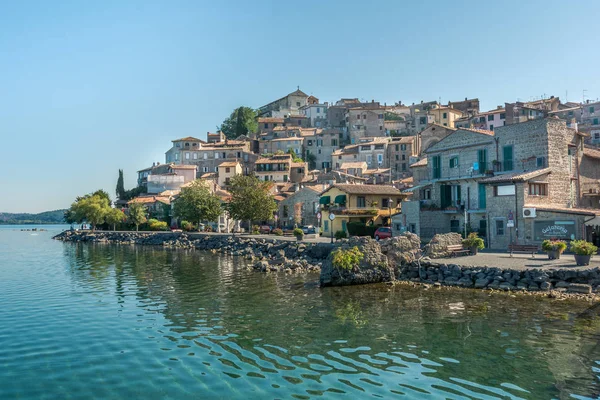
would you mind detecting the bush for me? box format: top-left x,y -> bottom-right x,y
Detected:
541,239 -> 567,253
462,232 -> 484,250
148,219 -> 168,231
203,225 -> 214,232
335,230 -> 347,240
181,221 -> 194,232
570,240 -> 598,256
293,228 -> 304,237
252,225 -> 260,234
332,246 -> 364,271
272,228 -> 283,236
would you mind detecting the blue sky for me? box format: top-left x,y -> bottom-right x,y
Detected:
1,0 -> 598,213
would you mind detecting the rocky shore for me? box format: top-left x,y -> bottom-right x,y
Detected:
54,230 -> 600,299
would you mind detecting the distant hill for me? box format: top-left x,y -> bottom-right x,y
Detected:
0,209 -> 67,225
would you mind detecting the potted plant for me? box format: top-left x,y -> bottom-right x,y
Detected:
541,239 -> 567,260
293,228 -> 304,242
570,240 -> 598,266
462,232 -> 484,255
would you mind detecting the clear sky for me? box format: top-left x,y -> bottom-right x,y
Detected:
1,0 -> 598,213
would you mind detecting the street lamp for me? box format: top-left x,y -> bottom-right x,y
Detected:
388,198 -> 394,238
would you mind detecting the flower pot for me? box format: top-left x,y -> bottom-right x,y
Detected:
469,246 -> 478,255
574,254 -> 591,266
547,250 -> 561,260
295,236 -> 303,242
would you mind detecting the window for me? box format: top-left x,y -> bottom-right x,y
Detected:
443,112 -> 447,119
500,113 -> 506,120
395,144 -> 399,151
495,220 -> 505,236
366,155 -> 373,165
331,139 -> 337,146
193,153 -> 198,159
264,123 -> 268,129
204,153 -> 208,159
400,144 -> 407,151
237,152 -> 241,158
214,166 -> 218,172
324,220 -> 329,232
175,153 -> 179,160
298,120 -> 302,125
283,175 -> 288,182
450,220 -> 460,233
378,114 -> 383,119
225,178 -> 230,185
215,153 -> 219,159
357,196 -> 366,208
377,154 -> 383,164
503,145 -> 513,171
225,167 -> 230,173
594,118 -> 599,125
402,154 -> 405,160
382,198 -> 390,208
419,117 -> 427,125
479,117 -> 485,123
424,189 -> 431,200
402,163 -> 407,171
222,152 -> 226,158
590,106 -> 595,114
363,114 -> 367,119
379,126 -> 383,130
374,144 -> 384,150
488,114 -> 494,121
489,125 -> 494,131
361,145 -> 371,151
449,156 -> 459,168
317,108 -> 320,113
477,149 -> 487,173
203,166 -> 208,172
494,184 -> 516,196
296,102 -> 301,107
536,157 -> 546,167
568,111 -> 574,116
185,152 -> 190,160
356,114 -> 360,120
395,155 -> 399,161
528,183 -> 547,196
432,155 -> 441,179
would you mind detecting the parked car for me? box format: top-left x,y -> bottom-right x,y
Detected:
374,227 -> 392,240
259,225 -> 272,234
301,225 -> 316,234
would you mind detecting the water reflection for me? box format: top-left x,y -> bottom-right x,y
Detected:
59,243 -> 600,399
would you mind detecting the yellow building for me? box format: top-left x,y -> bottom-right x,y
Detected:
318,184 -> 407,235
429,106 -> 464,128
217,161 -> 242,187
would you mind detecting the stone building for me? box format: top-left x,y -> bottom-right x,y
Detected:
300,102 -> 328,127
259,136 -> 304,156
387,137 -> 418,179
448,98 -> 480,117
395,118 -> 600,247
137,163 -> 197,193
503,97 -> 560,125
254,154 -> 307,183
346,102 -> 386,142
302,128 -> 344,170
277,185 -> 323,228
217,161 -> 242,188
331,137 -> 389,170
165,136 -> 258,177
258,88 -> 310,118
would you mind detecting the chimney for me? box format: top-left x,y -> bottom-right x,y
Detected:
421,100 -> 423,104
497,105 -> 502,109
465,97 -> 467,101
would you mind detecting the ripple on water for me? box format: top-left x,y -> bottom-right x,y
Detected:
0,234 -> 599,399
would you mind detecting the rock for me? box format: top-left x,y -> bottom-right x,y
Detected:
423,233 -> 463,258
567,283 -> 592,294
540,281 -> 551,291
499,282 -> 515,291
474,278 -> 490,288
555,281 -> 570,289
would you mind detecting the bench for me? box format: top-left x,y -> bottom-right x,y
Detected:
508,244 -> 538,258
447,244 -> 471,257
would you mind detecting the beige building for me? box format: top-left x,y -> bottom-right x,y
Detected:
428,106 -> 464,128
346,103 -> 386,142
254,154 -> 307,183
332,137 -> 390,170
217,161 -> 242,187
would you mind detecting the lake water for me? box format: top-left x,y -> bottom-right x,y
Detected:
1,226 -> 599,399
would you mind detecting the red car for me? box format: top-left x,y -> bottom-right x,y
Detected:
374,227 -> 392,240
259,225 -> 272,234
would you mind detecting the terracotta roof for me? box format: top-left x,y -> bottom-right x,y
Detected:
270,137 -> 304,142
325,184 -> 404,196
584,146 -> 600,160
291,162 -> 306,168
286,114 -> 307,119
305,185 -> 326,193
273,195 -> 286,202
170,164 -> 197,170
340,162 -> 368,170
390,137 -> 415,144
272,126 -> 302,131
201,173 -> 217,179
258,117 -> 285,123
172,136 -> 203,142
332,146 -> 359,155
480,168 -> 552,183
410,158 -> 427,167
218,161 -> 240,167
364,168 -> 390,174
425,123 -> 458,131
128,196 -> 171,205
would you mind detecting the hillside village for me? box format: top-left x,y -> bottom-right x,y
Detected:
124,88 -> 600,249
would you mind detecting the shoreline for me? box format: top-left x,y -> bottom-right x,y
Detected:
53,231 -> 600,301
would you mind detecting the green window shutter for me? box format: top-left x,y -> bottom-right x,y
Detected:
478,184 -> 486,209
478,149 -> 487,173
503,146 -> 513,171
433,155 -> 441,179
456,185 -> 461,204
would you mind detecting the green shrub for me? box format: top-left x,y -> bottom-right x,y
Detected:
272,228 -> 283,236
293,228 -> 304,237
570,240 -> 598,256
347,221 -> 378,237
181,221 -> 194,232
541,239 -> 567,253
252,225 -> 260,234
332,246 -> 364,271
462,232 -> 484,250
148,219 -> 168,231
334,230 -> 347,240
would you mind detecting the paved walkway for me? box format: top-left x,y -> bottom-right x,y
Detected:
431,251 -> 600,271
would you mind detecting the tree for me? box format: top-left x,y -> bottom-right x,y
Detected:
306,153 -> 317,170
116,169 -> 126,200
227,175 -> 277,230
67,194 -> 111,230
128,203 -> 147,231
286,148 -> 303,163
220,106 -> 258,140
105,208 -> 126,231
173,180 -> 222,228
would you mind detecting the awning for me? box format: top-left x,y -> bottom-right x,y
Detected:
319,196 -> 331,205
334,194 -> 347,204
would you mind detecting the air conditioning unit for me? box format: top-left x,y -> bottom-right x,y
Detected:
523,207 -> 536,218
